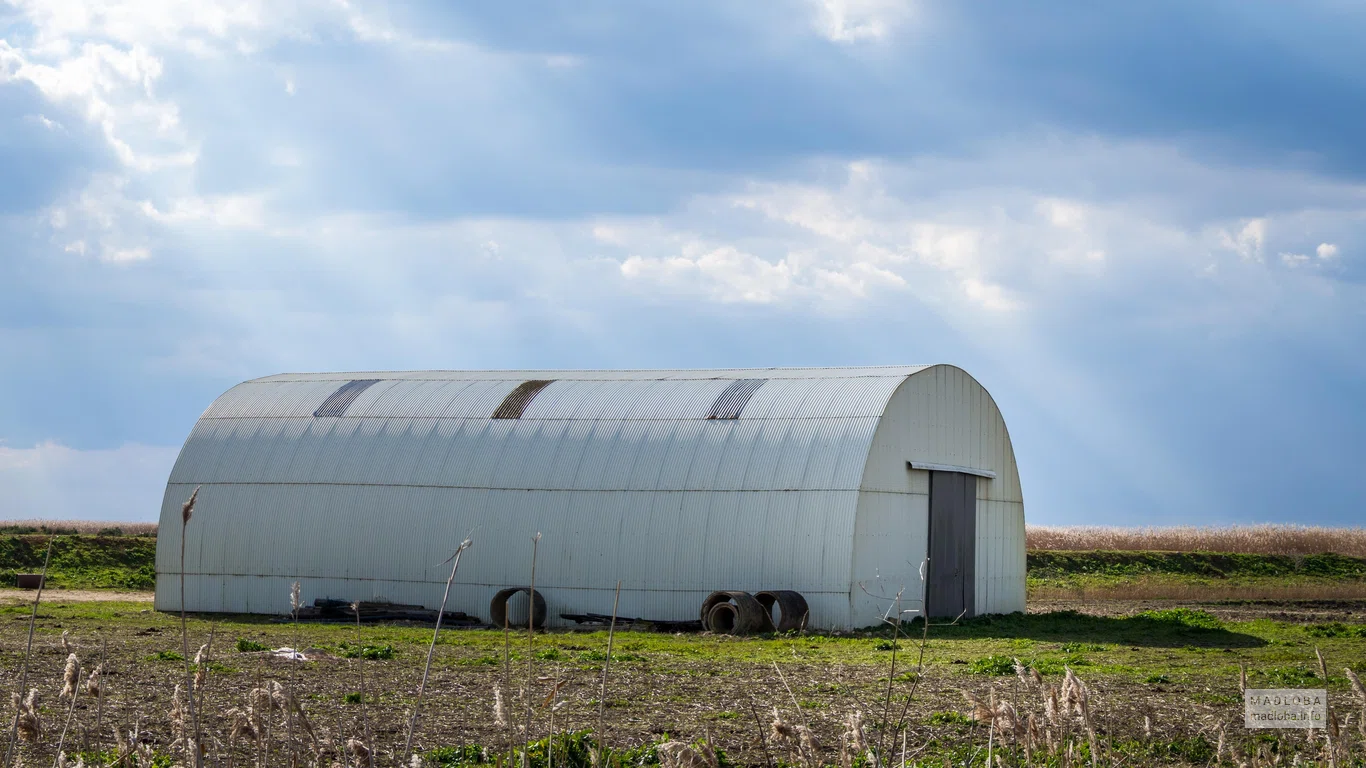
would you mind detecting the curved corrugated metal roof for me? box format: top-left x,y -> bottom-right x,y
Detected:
157,365 -> 938,625
174,367 -> 929,492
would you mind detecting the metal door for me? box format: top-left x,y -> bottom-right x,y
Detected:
927,471 -> 976,619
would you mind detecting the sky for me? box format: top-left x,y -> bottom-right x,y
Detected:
1,1 -> 1364,526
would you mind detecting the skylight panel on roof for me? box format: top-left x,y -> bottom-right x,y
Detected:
313,379 -> 381,417
706,379 -> 766,420
493,379 -> 554,419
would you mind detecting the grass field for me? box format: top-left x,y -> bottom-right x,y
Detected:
0,533 -> 1365,765
1,597 -> 1364,767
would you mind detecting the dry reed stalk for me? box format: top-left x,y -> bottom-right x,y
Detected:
178,487 -> 203,768
838,710 -> 869,768
888,561 -> 933,743
403,537 -> 473,759
13,690 -> 40,743
90,638 -> 107,748
1316,647 -> 1329,682
594,580 -> 622,768
1026,524 -> 1366,556
522,531 -> 542,765
52,653 -> 81,766
1348,668 -> 1366,741
656,740 -> 718,768
744,691 -> 776,768
502,611 -> 513,759
985,690 -> 995,768
541,666 -> 569,768
288,582 -> 302,768
769,664 -> 821,768
194,626 -> 216,766
350,601 -> 375,768
60,654 -> 79,700
768,707 -> 819,768
345,738 -> 370,768
876,587 -> 905,763
4,535 -> 53,768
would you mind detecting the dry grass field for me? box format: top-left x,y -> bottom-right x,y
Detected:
1027,525 -> 1366,557
0,520 -> 157,537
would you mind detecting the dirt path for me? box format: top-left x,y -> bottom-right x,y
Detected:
0,587 -> 153,604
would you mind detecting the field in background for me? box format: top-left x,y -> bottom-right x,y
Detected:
8,522 -> 1366,556
1027,550 -> 1366,601
0,519 -> 157,536
1028,524 -> 1366,557
6,526 -> 1366,601
0,535 -> 156,590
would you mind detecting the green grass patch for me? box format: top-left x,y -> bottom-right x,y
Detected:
968,655 -> 1016,675
1134,608 -> 1222,630
927,711 -> 974,726
1304,622 -> 1366,638
338,642 -> 396,660
425,730 -> 684,768
1258,665 -> 1320,687
235,638 -> 268,653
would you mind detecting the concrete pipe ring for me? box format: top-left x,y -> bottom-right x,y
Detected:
489,587 -> 548,630
754,590 -> 809,633
700,590 -> 767,634
706,602 -> 741,634
699,590 -> 733,630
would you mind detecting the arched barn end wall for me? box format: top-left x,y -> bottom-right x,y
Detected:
850,365 -> 1026,626
155,367 -> 936,628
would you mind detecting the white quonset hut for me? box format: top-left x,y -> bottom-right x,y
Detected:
156,366 -> 1025,629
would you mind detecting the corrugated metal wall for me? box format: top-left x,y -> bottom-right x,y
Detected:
851,366 -> 1026,621
156,365 -> 1027,628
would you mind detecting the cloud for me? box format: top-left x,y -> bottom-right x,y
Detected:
1281,252 -> 1309,268
139,194 -> 267,229
101,245 -> 150,262
0,38 -> 193,171
1317,242 -> 1339,260
0,441 -> 178,521
809,0 -> 912,43
621,244 -> 796,304
1219,218 -> 1266,262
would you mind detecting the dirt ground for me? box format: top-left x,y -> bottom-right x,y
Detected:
1029,596 -> 1366,623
